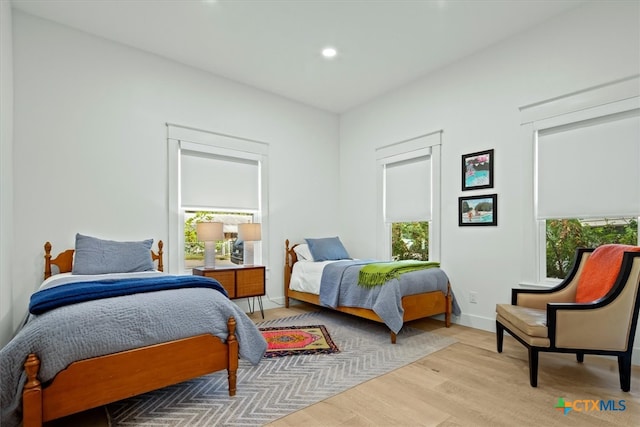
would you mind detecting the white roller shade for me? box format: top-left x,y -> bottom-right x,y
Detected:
181,150 -> 259,210
536,110 -> 640,219
384,155 -> 431,222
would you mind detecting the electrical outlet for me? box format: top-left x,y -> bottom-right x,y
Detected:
469,291 -> 478,304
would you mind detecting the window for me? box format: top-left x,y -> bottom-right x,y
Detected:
167,124 -> 268,273
529,87 -> 640,282
384,155 -> 431,223
180,148 -> 260,213
536,110 -> 639,220
546,218 -> 638,279
377,131 -> 442,261
391,221 -> 429,261
184,211 -> 254,268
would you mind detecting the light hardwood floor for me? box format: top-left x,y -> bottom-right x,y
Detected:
52,303 -> 639,426
251,303 -> 640,427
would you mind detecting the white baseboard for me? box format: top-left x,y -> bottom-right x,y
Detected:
266,295 -> 286,308
448,312 -> 496,332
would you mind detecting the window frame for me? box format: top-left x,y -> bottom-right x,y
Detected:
521,76 -> 640,284
167,124 -> 269,274
375,131 -> 442,261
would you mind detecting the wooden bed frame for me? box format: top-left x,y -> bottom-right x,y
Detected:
21,241 -> 239,427
284,239 -> 452,343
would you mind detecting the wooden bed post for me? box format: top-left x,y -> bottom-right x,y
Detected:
44,242 -> 52,281
284,240 -> 294,308
226,317 -> 238,396
43,243 -> 74,279
153,240 -> 164,272
445,283 -> 452,328
22,354 -> 43,427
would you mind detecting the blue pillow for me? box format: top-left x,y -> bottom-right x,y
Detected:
305,237 -> 350,262
72,233 -> 155,275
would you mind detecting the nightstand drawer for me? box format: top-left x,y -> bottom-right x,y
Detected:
236,269 -> 265,297
208,270 -> 236,298
193,268 -> 236,298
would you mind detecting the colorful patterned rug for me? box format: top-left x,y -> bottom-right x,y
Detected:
260,324 -> 339,357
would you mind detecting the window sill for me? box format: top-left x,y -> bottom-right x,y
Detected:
518,279 -> 562,290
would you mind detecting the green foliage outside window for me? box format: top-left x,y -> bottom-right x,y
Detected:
546,218 -> 638,279
391,222 -> 429,261
184,211 -> 217,260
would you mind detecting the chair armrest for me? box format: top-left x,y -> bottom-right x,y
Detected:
512,248 -> 593,309
512,288 -> 574,309
547,301 -> 631,351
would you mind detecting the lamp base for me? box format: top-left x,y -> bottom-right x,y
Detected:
203,241 -> 216,268
243,241 -> 255,266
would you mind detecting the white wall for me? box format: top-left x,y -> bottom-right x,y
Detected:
339,0 -> 640,358
7,10 -> 341,341
0,0 -> 15,345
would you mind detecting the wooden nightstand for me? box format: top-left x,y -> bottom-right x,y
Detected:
193,265 -> 266,318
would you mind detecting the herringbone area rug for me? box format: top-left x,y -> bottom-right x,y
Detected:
107,310 -> 456,426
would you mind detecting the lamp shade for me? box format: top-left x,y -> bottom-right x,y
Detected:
196,222 -> 224,241
238,223 -> 261,241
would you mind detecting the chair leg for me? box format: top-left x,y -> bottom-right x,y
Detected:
528,348 -> 539,387
618,354 -> 631,392
496,321 -> 504,353
576,352 -> 584,363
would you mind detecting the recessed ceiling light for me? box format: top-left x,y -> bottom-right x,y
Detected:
322,47 -> 337,59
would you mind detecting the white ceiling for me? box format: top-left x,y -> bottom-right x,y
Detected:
11,0 -> 584,113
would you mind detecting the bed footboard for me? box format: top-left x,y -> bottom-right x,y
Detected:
22,317 -> 238,427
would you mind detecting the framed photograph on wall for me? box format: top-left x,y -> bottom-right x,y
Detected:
459,194 -> 497,226
462,149 -> 494,191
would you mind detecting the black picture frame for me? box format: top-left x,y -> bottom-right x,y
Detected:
462,149 -> 494,191
459,194 -> 497,226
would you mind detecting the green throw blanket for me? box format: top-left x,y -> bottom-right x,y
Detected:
358,260 -> 441,288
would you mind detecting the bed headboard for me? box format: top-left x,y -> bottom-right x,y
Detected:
44,240 -> 164,280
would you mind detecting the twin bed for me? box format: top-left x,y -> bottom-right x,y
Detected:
0,235 -> 267,427
284,238 -> 459,343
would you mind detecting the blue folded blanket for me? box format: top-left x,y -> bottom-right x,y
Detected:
29,275 -> 228,315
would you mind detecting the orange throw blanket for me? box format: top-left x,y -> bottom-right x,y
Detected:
575,244 -> 640,303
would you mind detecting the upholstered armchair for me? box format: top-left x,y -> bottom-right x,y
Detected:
496,245 -> 640,391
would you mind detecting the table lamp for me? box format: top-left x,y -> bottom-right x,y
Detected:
238,223 -> 261,265
196,222 -> 224,268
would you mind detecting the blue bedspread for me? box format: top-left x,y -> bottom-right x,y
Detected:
29,275 -> 228,314
319,260 -> 461,334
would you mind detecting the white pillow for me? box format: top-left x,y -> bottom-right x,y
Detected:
293,243 -> 314,261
